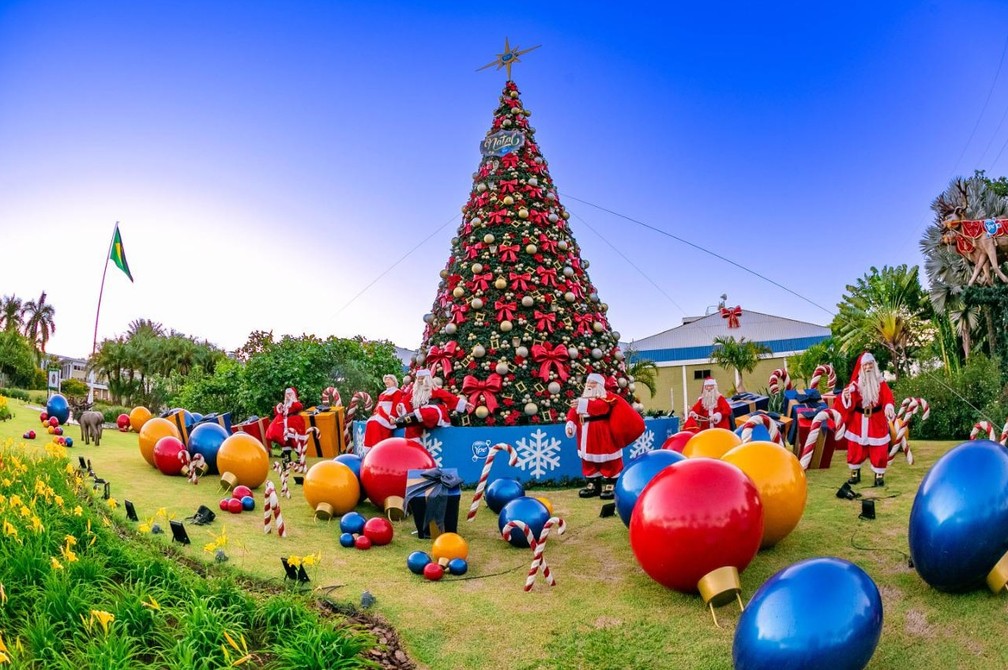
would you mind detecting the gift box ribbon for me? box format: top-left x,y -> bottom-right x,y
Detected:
404,469 -> 463,533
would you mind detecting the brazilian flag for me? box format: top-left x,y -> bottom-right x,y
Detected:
110,224 -> 133,282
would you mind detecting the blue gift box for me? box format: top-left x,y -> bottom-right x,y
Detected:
784,390 -> 828,444
729,393 -> 769,422
404,468 -> 462,539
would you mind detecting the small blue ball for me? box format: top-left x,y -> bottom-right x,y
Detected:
909,440 -> 1008,591
498,497 -> 550,548
447,558 -> 468,576
64,437 -> 74,447
615,449 -> 686,527
733,557 -> 883,670
485,478 -> 525,514
45,394 -> 70,425
407,551 -> 432,574
240,496 -> 255,511
340,511 -> 366,535
339,532 -> 356,548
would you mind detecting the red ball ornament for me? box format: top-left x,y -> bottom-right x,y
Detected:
49,417 -> 58,427
227,498 -> 244,514
423,562 -> 445,581
152,436 -> 187,476
39,412 -> 48,423
661,431 -> 695,453
360,437 -> 436,517
116,413 -> 131,431
362,516 -> 394,546
355,535 -> 373,550
232,485 -> 254,500
629,459 -> 763,593
219,499 -> 231,511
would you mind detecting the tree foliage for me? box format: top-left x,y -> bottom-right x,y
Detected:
0,330 -> 44,388
709,336 -> 771,393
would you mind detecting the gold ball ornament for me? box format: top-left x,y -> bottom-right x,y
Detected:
495,361 -> 509,375
439,269 -> 448,279
593,321 -> 604,333
564,292 -> 576,302
525,244 -> 538,254
471,298 -> 484,309
472,345 -> 486,358
518,208 -> 529,219
557,240 -> 568,251
521,296 -> 534,307
471,216 -> 482,226
484,233 -> 496,244
452,287 -> 465,298
475,406 -> 490,419
503,195 -> 514,206
562,210 -> 570,220
494,277 -> 507,290
500,320 -> 513,332
509,90 -> 519,99
471,262 -> 484,273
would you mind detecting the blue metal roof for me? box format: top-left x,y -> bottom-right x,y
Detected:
628,335 -> 829,365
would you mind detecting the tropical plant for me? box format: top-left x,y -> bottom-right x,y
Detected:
0,295 -> 24,332
623,346 -> 658,398
709,336 -> 771,393
0,329 -> 44,388
21,291 -> 56,360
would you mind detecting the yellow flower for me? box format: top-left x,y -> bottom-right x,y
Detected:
0,480 -> 10,489
90,610 -> 114,635
222,630 -> 251,667
138,521 -> 152,534
101,516 -> 111,527
286,555 -> 302,568
141,595 -> 160,611
106,498 -> 118,510
50,557 -> 63,571
17,506 -> 30,519
29,517 -> 43,534
64,535 -> 76,546
302,551 -> 321,567
60,545 -> 77,564
2,521 -> 16,540
53,495 -> 63,508
203,541 -> 217,553
7,496 -> 20,509
72,506 -> 83,517
0,582 -> 6,606
64,463 -> 76,475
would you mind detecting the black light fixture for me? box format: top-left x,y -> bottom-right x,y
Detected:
169,520 -> 191,545
78,456 -> 88,470
124,499 -> 138,522
281,557 -> 310,583
859,499 -> 876,520
599,502 -> 616,518
836,482 -> 860,500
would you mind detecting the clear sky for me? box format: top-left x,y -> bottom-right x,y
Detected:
3,1 -> 1008,359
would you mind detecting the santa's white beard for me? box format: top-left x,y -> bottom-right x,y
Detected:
701,388 -> 719,412
858,368 -> 881,407
582,384 -> 606,399
412,384 -> 432,407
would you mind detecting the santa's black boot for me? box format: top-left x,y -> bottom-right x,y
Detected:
578,478 -> 600,498
874,472 -> 885,487
847,468 -> 861,486
600,478 -> 616,500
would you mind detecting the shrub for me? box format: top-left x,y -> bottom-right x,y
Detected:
0,395 -> 12,421
0,387 -> 30,401
893,354 -> 1008,439
95,404 -> 132,424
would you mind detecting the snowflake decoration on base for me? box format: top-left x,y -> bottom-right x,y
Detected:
516,428 -> 562,478
628,429 -> 656,461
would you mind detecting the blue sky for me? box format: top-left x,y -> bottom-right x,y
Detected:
3,1 -> 1008,358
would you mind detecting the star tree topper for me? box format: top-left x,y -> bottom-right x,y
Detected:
477,37 -> 541,80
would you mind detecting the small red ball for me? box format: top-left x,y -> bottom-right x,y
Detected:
355,535 -> 372,550
40,411 -> 48,422
116,414 -> 131,431
227,498 -> 243,514
232,485 -> 253,500
362,516 -> 394,546
423,562 -> 445,581
49,417 -> 58,427
219,499 -> 231,511
54,427 -> 63,436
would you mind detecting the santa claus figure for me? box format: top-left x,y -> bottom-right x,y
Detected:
684,378 -> 732,431
838,352 -> 895,487
264,386 -> 307,461
564,373 -> 628,500
362,374 -> 403,452
395,369 -> 468,443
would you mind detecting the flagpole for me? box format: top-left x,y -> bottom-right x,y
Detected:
92,222 -> 118,356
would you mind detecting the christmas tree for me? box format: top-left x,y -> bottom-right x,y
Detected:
411,80 -> 635,427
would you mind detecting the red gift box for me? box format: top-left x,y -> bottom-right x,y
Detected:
232,416 -> 270,446
795,414 -> 844,469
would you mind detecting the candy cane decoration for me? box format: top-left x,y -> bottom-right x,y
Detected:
1001,420 -> 1008,447
971,421 -> 997,441
799,409 -> 846,470
263,480 -> 286,537
809,364 -> 837,391
501,516 -> 566,591
768,368 -> 792,395
343,391 -> 374,448
467,442 -> 520,521
888,397 -> 930,465
321,386 -> 342,406
272,460 -> 292,498
739,413 -> 783,445
188,453 -> 206,485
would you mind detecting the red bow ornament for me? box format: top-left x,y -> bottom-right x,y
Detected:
573,312 -> 595,335
495,299 -> 517,322
534,310 -> 557,333
532,342 -> 570,382
426,342 -> 460,377
499,179 -> 518,194
450,303 -> 469,325
470,272 -> 493,291
501,153 -> 519,169
465,242 -> 484,260
462,373 -> 502,412
537,235 -> 558,253
498,244 -> 519,262
720,306 -> 742,329
537,267 -> 558,288
489,209 -> 509,225
510,271 -> 532,291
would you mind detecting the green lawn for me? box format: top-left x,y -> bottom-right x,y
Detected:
2,396 -> 1006,670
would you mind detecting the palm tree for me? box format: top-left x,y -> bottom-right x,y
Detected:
0,295 -> 24,332
21,291 -> 56,359
709,336 -> 771,393
623,346 -> 659,398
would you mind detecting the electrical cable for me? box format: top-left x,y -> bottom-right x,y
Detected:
950,33 -> 1008,176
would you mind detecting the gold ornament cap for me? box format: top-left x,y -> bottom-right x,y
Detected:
315,502 -> 335,522
986,550 -> 1008,594
220,471 -> 237,491
697,566 -> 745,628
385,496 -> 405,521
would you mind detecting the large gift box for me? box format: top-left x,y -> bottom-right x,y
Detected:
193,412 -> 232,434
232,416 -> 270,445
783,389 -> 828,445
728,392 -> 769,423
164,408 -> 193,444
795,413 -> 844,469
299,405 -> 346,458
404,468 -> 462,539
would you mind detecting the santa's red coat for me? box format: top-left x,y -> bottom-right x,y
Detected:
566,394 -> 622,469
265,401 -> 305,448
838,382 -> 894,447
398,387 -> 467,441
363,387 -> 403,448
683,395 -> 732,431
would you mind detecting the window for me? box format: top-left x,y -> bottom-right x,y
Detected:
693,369 -> 711,380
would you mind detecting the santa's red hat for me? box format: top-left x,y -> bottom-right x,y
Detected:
605,375 -> 619,392
702,377 -> 717,387
586,372 -> 605,386
849,352 -> 875,384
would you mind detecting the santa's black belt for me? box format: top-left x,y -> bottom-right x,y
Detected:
583,413 -> 612,423
853,404 -> 884,416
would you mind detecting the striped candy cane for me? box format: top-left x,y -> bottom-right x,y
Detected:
799,409 -> 846,470
321,386 -> 342,406
888,397 -> 929,465
1001,419 -> 1008,447
263,480 -> 286,537
768,368 -> 792,395
343,391 -> 374,449
272,461 -> 290,498
501,517 -> 566,591
809,364 -> 837,391
177,449 -> 191,475
188,453 -> 206,485
467,442 -> 520,521
739,413 -> 783,445
971,421 -> 997,441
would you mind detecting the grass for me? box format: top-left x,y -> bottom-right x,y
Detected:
3,396 -> 1008,669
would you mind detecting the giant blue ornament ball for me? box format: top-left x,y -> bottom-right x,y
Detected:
498,496 -> 550,548
187,422 -> 229,474
334,453 -> 362,481
733,557 -> 883,670
46,394 -> 70,425
485,478 -> 525,514
340,511 -> 367,535
909,439 -> 1008,592
407,551 -> 432,575
615,449 -> 686,527
734,423 -> 772,442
